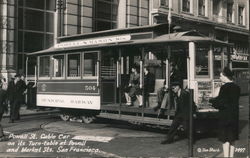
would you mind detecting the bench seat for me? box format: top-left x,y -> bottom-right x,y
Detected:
148,79 -> 165,108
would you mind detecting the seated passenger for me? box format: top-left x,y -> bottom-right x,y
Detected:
153,62 -> 182,114
136,67 -> 155,107
124,66 -> 140,106
155,80 -> 168,110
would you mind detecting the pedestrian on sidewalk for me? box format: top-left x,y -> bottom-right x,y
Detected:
209,67 -> 240,158
161,81 -> 196,144
0,78 -> 9,141
0,78 -> 8,113
7,74 -> 23,123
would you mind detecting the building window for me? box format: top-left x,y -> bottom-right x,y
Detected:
213,49 -> 223,78
160,0 -> 169,7
182,0 -> 191,13
196,46 -> 209,77
18,0 -> 56,74
39,56 -> 50,77
68,54 -> 81,77
18,0 -> 55,52
213,0 -> 220,15
238,6 -> 245,25
93,0 -> 118,32
227,3 -> 234,23
83,52 -> 98,77
198,0 -> 206,16
52,55 -> 65,78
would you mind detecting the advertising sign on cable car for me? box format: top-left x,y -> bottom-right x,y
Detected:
37,94 -> 100,110
231,47 -> 249,62
55,35 -> 131,49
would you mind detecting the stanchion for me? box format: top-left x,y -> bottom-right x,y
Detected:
188,89 -> 194,157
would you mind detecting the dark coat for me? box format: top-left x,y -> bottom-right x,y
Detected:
19,80 -> 27,93
210,82 -> 240,143
170,69 -> 182,83
7,80 -> 24,103
175,89 -> 196,120
144,72 -> 155,94
0,89 -> 6,114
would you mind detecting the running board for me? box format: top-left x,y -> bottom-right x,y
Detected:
98,113 -> 173,126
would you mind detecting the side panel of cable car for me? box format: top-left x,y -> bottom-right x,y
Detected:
36,52 -> 101,112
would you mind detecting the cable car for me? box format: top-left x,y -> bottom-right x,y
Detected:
27,24 -> 232,125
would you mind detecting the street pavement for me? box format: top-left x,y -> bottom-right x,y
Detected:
0,96 -> 248,157
2,106 -> 59,118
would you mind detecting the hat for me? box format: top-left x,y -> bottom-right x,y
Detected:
171,81 -> 181,87
14,74 -> 21,78
222,67 -> 234,78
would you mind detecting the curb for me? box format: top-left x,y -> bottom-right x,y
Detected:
2,109 -> 60,118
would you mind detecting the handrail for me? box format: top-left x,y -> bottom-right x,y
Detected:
97,60 -> 100,87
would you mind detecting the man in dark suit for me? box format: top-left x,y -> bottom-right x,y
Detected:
136,67 -> 155,107
20,74 -> 27,106
0,86 -> 6,139
7,74 -> 24,123
143,67 -> 155,96
161,81 -> 196,144
0,83 -> 9,141
0,81 -> 11,141
154,62 -> 183,111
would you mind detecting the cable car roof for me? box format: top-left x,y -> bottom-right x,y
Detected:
28,27 -> 232,56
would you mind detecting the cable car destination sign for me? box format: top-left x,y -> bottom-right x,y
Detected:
55,35 -> 131,48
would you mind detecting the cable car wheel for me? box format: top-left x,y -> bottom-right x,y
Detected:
60,114 -> 71,121
81,115 -> 95,124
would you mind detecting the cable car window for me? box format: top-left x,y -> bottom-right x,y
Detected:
213,47 -> 223,78
196,46 -> 209,76
83,52 -> 98,76
68,54 -> 81,77
52,55 -> 65,78
39,56 -> 50,77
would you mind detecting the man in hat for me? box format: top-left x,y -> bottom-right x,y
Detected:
161,81 -> 196,144
7,74 -> 23,123
0,79 -> 9,141
154,62 -> 182,112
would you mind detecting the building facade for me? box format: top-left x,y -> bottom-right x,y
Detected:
0,0 -> 249,80
151,0 -> 249,68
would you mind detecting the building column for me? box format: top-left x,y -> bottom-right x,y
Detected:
118,0 -> 126,28
0,0 -> 8,79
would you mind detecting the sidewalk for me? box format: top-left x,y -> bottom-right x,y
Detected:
3,106 -> 59,118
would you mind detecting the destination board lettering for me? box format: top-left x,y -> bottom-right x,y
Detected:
37,95 -> 100,110
55,35 -> 131,48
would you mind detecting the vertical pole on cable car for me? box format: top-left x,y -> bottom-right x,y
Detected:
188,89 -> 194,157
25,57 -> 29,104
34,65 -> 37,91
25,57 -> 29,82
167,45 -> 171,117
187,57 -> 190,89
140,47 -> 145,118
227,46 -> 232,69
118,49 -> 122,117
97,59 -> 100,90
35,57 -> 38,87
188,41 -> 195,157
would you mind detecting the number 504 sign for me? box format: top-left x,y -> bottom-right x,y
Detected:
83,83 -> 98,93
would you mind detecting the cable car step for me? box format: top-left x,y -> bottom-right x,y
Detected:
101,104 -> 176,116
98,113 -> 173,126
